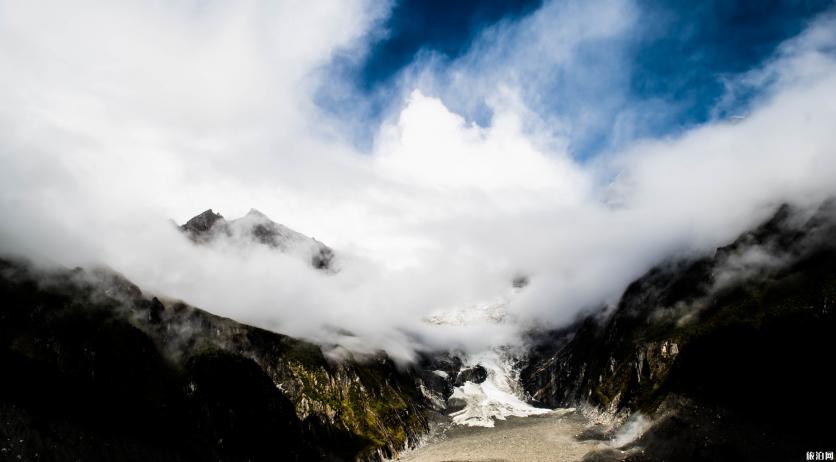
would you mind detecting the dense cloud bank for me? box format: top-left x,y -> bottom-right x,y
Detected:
1,0 -> 835,360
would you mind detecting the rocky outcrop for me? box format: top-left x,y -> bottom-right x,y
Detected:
454,365 -> 488,386
523,202 -> 836,460
181,208 -> 227,241
0,258 -> 427,461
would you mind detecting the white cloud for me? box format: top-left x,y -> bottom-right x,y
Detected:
1,0 -> 835,359
376,90 -> 587,196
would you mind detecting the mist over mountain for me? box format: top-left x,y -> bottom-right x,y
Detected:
3,197 -> 833,461
180,208 -> 335,270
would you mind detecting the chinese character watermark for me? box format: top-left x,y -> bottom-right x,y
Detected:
807,451 -> 834,461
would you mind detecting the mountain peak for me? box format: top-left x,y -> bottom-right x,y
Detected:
181,209 -> 226,238
178,208 -> 335,270
245,208 -> 269,220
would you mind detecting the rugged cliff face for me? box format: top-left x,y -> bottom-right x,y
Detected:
0,259 -> 427,461
522,202 -> 836,461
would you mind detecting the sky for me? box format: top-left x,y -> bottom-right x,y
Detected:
323,0 -> 832,155
1,0 -> 835,361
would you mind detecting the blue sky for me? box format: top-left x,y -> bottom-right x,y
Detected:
358,0 -> 543,89
322,0 -> 833,158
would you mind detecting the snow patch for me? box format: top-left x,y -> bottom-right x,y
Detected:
425,295 -> 509,326
449,349 -> 550,427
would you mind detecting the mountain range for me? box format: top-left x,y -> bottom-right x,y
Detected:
1,203 -> 834,461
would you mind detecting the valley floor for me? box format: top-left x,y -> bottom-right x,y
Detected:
397,410 -> 623,462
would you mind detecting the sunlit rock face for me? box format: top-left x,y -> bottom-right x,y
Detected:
521,201 -> 836,461
180,208 -> 335,270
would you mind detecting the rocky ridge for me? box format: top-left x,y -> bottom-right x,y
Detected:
0,258 -> 427,461
521,201 -> 836,461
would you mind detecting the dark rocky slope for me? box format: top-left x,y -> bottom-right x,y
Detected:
0,259 -> 428,461
522,202 -> 836,461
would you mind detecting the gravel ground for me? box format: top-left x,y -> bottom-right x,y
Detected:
396,410 -> 627,462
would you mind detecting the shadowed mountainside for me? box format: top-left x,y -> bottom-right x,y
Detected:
0,258 -> 428,461
522,202 -> 836,461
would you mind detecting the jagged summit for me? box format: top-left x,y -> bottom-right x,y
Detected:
179,208 -> 334,270
181,209 -> 227,242
183,208 -> 224,230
